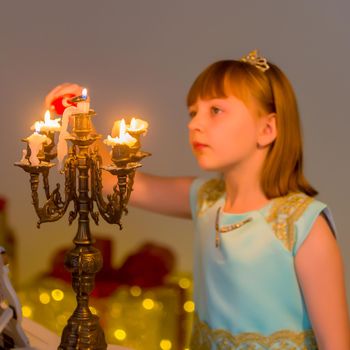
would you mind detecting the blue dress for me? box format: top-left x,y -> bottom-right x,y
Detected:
189,178 -> 336,350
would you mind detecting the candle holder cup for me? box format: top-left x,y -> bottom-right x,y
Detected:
42,131 -> 57,162
72,111 -> 96,138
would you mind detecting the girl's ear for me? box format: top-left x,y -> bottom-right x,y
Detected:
257,113 -> 277,148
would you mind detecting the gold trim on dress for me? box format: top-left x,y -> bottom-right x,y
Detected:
266,193 -> 314,252
197,178 -> 225,215
190,313 -> 318,350
196,180 -> 314,252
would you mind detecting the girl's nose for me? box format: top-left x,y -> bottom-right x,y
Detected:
188,113 -> 205,132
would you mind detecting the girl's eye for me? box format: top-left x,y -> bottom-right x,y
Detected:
189,110 -> 197,118
211,106 -> 222,115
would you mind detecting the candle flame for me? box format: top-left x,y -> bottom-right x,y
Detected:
130,117 -> 137,130
34,122 -> 42,133
44,110 -> 51,123
82,88 -> 88,100
127,117 -> 148,133
119,119 -> 126,138
31,110 -> 61,133
104,118 -> 137,147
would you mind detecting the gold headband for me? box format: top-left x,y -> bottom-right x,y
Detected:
240,50 -> 270,72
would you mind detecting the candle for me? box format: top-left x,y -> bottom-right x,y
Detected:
127,117 -> 149,133
112,117 -> 149,137
31,110 -> 61,133
104,119 -> 137,147
104,119 -> 138,163
111,119 -> 121,138
125,117 -> 148,151
76,88 -> 90,114
25,125 -> 52,166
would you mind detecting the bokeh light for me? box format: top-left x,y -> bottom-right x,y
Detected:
130,286 -> 142,297
160,339 -> 172,350
183,301 -> 195,313
51,289 -> 64,301
39,292 -> 50,304
22,305 -> 32,318
114,329 -> 127,341
178,278 -> 191,289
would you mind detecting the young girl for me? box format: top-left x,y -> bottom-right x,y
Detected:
106,51 -> 350,349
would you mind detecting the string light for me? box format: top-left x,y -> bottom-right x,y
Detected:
114,329 -> 127,341
39,292 -> 50,304
22,305 -> 32,318
130,286 -> 142,297
160,339 -> 172,350
184,301 -> 195,313
178,278 -> 191,289
142,298 -> 155,310
51,289 -> 64,301
18,275 -> 194,346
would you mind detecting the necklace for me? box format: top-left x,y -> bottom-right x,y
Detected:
215,207 -> 253,248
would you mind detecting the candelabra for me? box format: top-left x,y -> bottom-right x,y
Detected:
15,94 -> 150,349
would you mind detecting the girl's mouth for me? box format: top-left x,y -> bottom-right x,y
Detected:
192,141 -> 209,151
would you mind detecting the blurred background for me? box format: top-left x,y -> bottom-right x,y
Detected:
0,1 -> 349,348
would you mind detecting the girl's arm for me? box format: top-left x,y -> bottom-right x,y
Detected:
295,215 -> 350,350
103,172 -> 195,219
97,138 -> 195,219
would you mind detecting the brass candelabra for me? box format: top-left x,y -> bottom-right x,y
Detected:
15,97 -> 150,349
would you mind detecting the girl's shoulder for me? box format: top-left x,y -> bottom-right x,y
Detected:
190,178 -> 336,255
265,192 -> 335,255
189,177 -> 225,217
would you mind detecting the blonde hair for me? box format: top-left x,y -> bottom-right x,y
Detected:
186,60 -> 317,198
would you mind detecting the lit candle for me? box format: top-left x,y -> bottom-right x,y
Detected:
104,119 -> 137,147
104,119 -> 137,163
31,110 -> 61,134
76,88 -> 90,114
111,119 -> 122,138
25,125 -> 52,166
127,117 -> 148,133
126,117 -> 148,151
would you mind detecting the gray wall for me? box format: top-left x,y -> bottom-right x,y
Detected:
1,0 -> 349,305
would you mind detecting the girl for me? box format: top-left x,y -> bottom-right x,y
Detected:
106,51 -> 350,349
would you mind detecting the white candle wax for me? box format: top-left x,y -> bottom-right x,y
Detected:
77,100 -> 90,114
111,120 -> 121,138
26,132 -> 51,166
127,117 -> 149,133
31,110 -> 61,133
104,119 -> 137,147
77,88 -> 90,114
104,133 -> 137,147
57,105 -> 77,170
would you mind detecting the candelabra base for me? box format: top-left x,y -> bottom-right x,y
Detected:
58,314 -> 107,350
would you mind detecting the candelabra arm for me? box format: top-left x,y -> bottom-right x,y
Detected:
65,148 -> 79,225
25,151 -> 77,228
124,171 -> 135,214
90,151 -> 124,228
42,168 -> 50,200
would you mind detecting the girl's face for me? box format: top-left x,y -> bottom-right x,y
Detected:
188,95 -> 267,172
